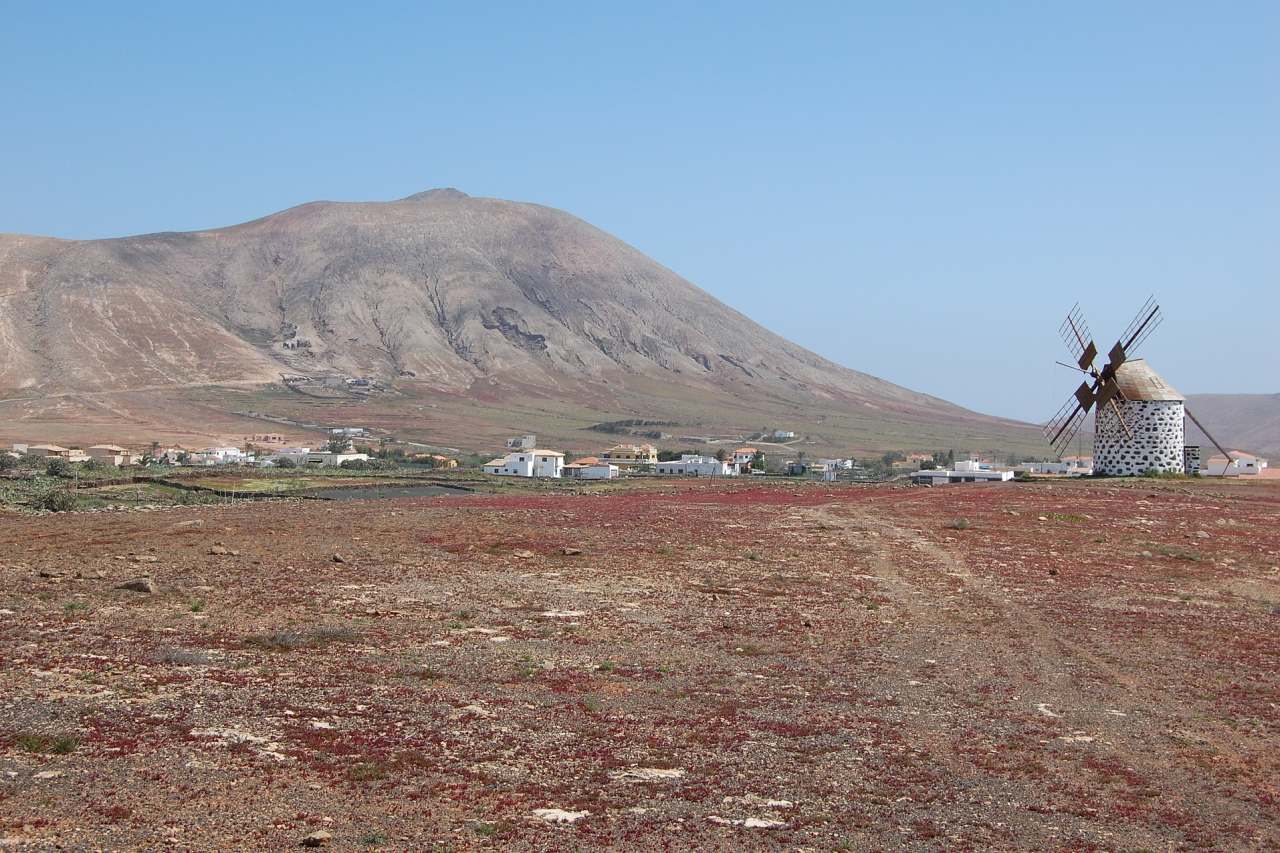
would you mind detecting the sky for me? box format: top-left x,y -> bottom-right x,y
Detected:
2,2 -> 1276,421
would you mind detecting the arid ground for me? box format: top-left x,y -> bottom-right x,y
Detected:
1,478 -> 1277,850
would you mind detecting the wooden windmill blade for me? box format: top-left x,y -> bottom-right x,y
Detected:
1117,295 -> 1163,356
1058,303 -> 1096,368
1044,389 -> 1090,456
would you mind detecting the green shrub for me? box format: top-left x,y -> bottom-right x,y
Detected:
16,734 -> 77,754
34,489 -> 77,512
46,457 -> 71,477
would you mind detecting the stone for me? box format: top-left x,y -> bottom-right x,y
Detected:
131,554 -> 159,563
560,547 -> 583,556
513,549 -> 535,559
208,545 -> 230,555
610,767 -> 684,782
301,829 -> 332,847
531,808 -> 589,824
38,569 -> 64,579
331,554 -> 345,564
116,577 -> 157,594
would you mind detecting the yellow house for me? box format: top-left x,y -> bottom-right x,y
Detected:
88,444 -> 139,466
600,444 -> 658,467
27,444 -> 72,459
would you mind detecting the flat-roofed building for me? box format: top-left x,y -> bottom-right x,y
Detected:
600,444 -> 658,467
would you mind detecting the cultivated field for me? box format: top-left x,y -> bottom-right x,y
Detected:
1,478 -> 1277,850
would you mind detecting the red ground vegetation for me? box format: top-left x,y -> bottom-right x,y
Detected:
0,477 -> 1276,849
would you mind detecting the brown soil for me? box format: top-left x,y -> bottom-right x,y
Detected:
1,478 -> 1276,850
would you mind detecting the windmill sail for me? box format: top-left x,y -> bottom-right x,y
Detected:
1118,296 -> 1162,356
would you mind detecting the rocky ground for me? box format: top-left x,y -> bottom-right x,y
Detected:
1,478 -> 1277,850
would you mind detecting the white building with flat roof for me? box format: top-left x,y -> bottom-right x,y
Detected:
655,454 -> 733,477
914,459 -> 1014,485
483,449 -> 564,478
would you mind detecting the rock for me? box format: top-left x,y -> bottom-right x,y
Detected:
531,808 -> 589,824
1195,530 -> 1210,539
560,547 -> 583,556
1048,568 -> 1058,576
331,554 -> 345,564
1140,550 -> 1153,558
38,569 -> 64,579
610,767 -> 684,782
130,554 -> 159,563
512,549 -> 535,559
33,770 -> 64,780
116,577 -> 157,594
208,545 -> 230,555
301,829 -> 332,847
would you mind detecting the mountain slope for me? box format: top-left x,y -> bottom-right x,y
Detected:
0,189 -> 1041,454
1185,393 -> 1280,459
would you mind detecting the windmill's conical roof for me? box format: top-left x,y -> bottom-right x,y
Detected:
1115,359 -> 1184,401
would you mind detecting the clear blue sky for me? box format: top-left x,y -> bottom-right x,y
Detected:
2,2 -> 1276,421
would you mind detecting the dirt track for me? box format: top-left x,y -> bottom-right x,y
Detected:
1,479 -> 1276,850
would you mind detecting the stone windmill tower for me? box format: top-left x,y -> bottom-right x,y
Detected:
1093,359 -> 1184,475
1045,298 -> 1230,476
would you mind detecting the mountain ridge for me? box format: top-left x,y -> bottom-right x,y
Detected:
0,190 -> 1040,454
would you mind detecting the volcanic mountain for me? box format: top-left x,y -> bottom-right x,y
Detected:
0,189 -> 1040,454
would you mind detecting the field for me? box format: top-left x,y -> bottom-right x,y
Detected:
0,374 -> 1052,465
1,477 -> 1277,850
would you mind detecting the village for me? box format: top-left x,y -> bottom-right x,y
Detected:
2,421 -> 1272,514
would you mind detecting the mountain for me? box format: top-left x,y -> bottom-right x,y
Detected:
1185,393 -> 1280,459
0,189 -> 1042,455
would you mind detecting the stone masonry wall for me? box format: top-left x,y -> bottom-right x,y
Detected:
1094,400 -> 1185,476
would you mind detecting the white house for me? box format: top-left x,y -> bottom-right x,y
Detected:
655,454 -> 733,477
261,446 -> 313,466
1201,450 -> 1269,477
730,447 -> 759,474
505,434 -> 537,450
483,448 -> 564,478
189,446 -> 254,466
563,458 -> 620,480
914,459 -> 1014,485
772,430 -> 796,440
155,447 -> 187,465
304,450 -> 369,467
1016,456 -> 1093,476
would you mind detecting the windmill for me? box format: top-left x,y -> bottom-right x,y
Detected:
1044,297 -> 1231,476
